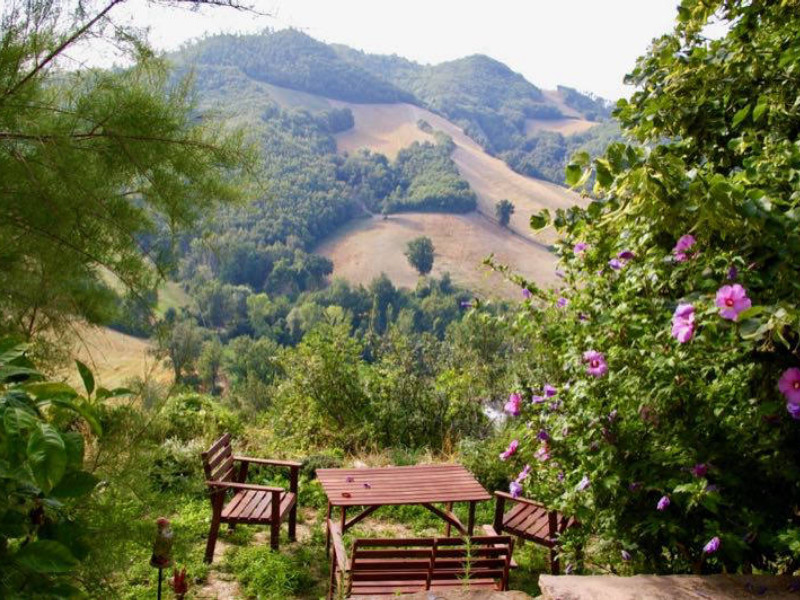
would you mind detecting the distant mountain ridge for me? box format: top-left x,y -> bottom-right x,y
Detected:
176,29 -> 614,160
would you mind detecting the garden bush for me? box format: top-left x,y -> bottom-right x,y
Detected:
491,0 -> 800,574
157,392 -> 243,442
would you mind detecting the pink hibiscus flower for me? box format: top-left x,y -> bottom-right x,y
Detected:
673,234 -> 696,262
583,350 -> 608,377
504,393 -> 522,416
671,303 -> 695,343
779,368 -> 800,405
715,284 -> 751,321
499,439 -> 519,461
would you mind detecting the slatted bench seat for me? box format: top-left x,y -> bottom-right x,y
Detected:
493,491 -> 578,575
201,433 -> 301,562
327,519 -> 513,599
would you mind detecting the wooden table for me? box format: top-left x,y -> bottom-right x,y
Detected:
317,464 -> 491,545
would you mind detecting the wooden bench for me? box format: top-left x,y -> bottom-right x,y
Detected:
493,491 -> 578,575
201,433 -> 301,562
327,519 -> 513,599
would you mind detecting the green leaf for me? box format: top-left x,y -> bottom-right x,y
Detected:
3,407 -> 38,436
48,398 -> 102,437
0,364 -> 42,382
565,164 -> 583,187
24,382 -> 78,402
75,360 -> 94,396
27,424 -> 67,493
530,210 -> 551,231
594,159 -> 614,187
0,339 -> 29,364
14,540 -> 79,573
50,471 -> 99,498
62,432 -> 85,469
95,386 -> 133,401
752,102 -> 768,122
732,104 -> 750,128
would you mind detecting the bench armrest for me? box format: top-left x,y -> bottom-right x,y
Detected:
482,524 -> 518,569
234,455 -> 302,468
328,519 -> 349,573
206,481 -> 284,493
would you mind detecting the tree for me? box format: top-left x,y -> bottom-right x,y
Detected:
495,199 -> 515,227
0,0 -> 255,348
501,0 -> 800,575
405,236 -> 435,276
158,318 -> 204,382
198,337 -> 224,393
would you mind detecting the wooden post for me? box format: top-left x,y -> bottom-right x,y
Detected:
548,510 -> 559,574
444,502 -> 453,537
229,462 -> 249,532
204,493 -> 223,563
493,493 -> 506,533
325,502 -> 333,556
288,466 -> 299,542
270,490 -> 280,551
467,501 -> 476,536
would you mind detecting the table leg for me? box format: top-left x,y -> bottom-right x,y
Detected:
325,502 -> 332,556
340,505 -> 347,534
445,502 -> 453,537
467,501 -> 476,536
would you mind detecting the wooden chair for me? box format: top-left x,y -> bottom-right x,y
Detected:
327,519 -> 513,599
201,433 -> 301,563
493,491 -> 578,575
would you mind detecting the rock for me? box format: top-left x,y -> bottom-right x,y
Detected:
539,574 -> 800,600
352,592 -> 531,600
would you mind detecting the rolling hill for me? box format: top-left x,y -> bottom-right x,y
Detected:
171,30 -> 614,296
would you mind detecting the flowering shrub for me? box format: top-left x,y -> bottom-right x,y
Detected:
490,0 -> 800,574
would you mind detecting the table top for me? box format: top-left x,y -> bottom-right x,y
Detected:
317,464 -> 492,507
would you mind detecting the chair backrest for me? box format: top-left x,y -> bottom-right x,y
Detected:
431,536 -> 512,590
202,433 -> 234,485
348,535 -> 511,592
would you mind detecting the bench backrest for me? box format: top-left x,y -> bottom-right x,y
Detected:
349,535 -> 512,591
201,433 -> 234,486
431,536 -> 512,588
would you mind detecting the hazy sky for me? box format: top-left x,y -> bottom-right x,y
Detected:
102,0 -> 683,100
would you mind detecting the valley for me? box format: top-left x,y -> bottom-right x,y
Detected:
258,81 -> 585,292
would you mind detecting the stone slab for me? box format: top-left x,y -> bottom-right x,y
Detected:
539,574 -> 800,600
351,591 -> 532,600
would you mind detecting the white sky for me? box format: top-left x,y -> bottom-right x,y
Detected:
93,0 -> 683,100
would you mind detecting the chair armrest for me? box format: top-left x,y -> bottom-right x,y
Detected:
234,455 -> 302,468
327,519 -> 349,573
206,481 -> 285,493
494,490 -> 547,508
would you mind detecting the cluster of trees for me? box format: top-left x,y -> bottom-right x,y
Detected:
501,120 -> 621,183
556,85 -> 611,121
181,29 -> 415,104
338,136 -> 477,214
155,273 -> 475,393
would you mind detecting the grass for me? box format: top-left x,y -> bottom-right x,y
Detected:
156,280 -> 194,316
315,211 -> 559,298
